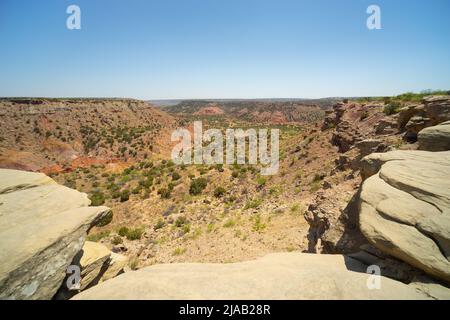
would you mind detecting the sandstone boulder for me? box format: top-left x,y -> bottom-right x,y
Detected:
397,105 -> 423,131
395,96 -> 450,141
55,241 -> 128,299
418,121 -> 450,151
73,253 -> 428,300
358,151 -> 450,282
0,169 -> 110,299
100,252 -> 128,283
423,95 -> 450,124
360,150 -> 450,180
76,241 -> 112,290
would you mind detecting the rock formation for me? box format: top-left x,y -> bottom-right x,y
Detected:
397,95 -> 450,142
0,169 -> 110,299
418,121 -> 450,151
55,241 -> 128,299
73,253 -> 428,300
359,150 -> 450,282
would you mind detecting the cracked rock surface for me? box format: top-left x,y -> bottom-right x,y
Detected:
359,150 -> 450,282
0,169 -> 110,299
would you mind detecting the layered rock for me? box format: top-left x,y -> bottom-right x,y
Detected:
73,252 -> 428,300
418,121 -> 450,151
0,169 -> 110,299
397,95 -> 450,141
358,150 -> 450,282
55,241 -> 128,299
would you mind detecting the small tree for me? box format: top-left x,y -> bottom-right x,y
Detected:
89,191 -> 105,206
214,186 -> 226,198
189,178 -> 208,195
120,189 -> 130,202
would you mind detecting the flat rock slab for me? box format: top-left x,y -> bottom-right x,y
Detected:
0,169 -> 110,300
73,253 -> 427,300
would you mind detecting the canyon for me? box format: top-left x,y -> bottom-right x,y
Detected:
1,94 -> 450,299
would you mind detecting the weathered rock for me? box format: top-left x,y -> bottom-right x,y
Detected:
0,169 -> 110,300
355,139 -> 387,159
0,170 -> 54,194
100,252 -> 128,283
396,96 -> 450,139
376,117 -> 398,135
358,151 -> 450,282
397,105 -> 423,131
404,116 -> 431,142
360,150 -> 450,180
423,95 -> 450,124
55,241 -> 128,299
418,121 -> 450,151
76,241 -> 112,290
73,253 -> 428,300
409,275 -> 450,300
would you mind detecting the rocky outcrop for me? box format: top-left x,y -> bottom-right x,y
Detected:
76,241 -> 127,288
360,150 -> 450,180
55,241 -> 128,299
331,121 -> 360,153
423,96 -> 450,124
397,96 -> 450,141
77,241 -> 112,290
358,150 -> 450,282
0,169 -> 110,300
375,117 -> 398,135
73,252 -> 428,300
418,121 -> 450,151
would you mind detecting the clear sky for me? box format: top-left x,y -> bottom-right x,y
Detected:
0,0 -> 449,99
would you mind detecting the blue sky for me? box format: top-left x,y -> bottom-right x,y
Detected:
0,0 -> 449,99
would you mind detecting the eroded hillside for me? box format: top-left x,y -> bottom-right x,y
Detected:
0,98 -> 176,172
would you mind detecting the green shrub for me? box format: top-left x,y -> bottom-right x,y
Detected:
118,226 -> 129,237
111,190 -> 121,199
189,178 -> 208,195
223,219 -> 236,228
256,176 -> 267,186
111,235 -> 123,245
120,189 -> 130,202
174,216 -> 188,227
214,186 -> 226,198
171,172 -> 181,181
383,101 -> 403,115
252,215 -> 266,232
117,226 -> 143,240
157,187 -> 171,199
181,224 -> 191,234
172,247 -> 186,256
139,177 -> 153,189
244,198 -> 262,210
125,228 -> 144,240
89,191 -> 105,206
131,186 -> 141,194
154,219 -> 166,230
207,223 -> 215,233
